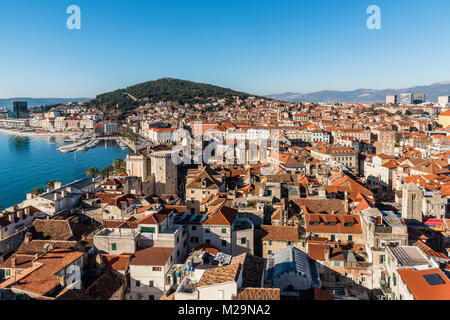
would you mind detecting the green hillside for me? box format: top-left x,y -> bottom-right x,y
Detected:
88,78 -> 256,119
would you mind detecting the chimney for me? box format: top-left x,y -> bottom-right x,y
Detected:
11,258 -> 16,269
53,193 -> 59,201
26,193 -> 33,200
54,182 -> 63,189
24,232 -> 32,244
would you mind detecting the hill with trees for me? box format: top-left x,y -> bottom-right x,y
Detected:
87,78 -> 257,119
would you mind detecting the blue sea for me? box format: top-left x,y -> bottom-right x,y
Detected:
0,132 -> 130,208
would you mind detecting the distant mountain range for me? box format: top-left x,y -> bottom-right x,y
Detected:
0,98 -> 90,109
267,82 -> 450,103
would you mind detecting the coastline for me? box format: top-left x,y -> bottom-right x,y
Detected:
0,127 -> 73,137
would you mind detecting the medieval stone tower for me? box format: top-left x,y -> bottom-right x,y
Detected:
150,150 -> 178,195
402,183 -> 423,222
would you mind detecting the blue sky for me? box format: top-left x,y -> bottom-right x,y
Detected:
1,0 -> 449,98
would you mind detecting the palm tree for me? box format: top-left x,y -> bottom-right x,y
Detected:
99,168 -> 110,180
45,180 -> 56,190
32,188 -> 45,197
86,167 -> 100,182
112,159 -> 126,172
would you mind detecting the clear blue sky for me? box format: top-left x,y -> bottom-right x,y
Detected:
1,0 -> 449,98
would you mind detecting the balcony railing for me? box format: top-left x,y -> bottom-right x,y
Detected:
379,280 -> 391,294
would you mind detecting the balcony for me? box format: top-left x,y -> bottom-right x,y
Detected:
379,280 -> 391,295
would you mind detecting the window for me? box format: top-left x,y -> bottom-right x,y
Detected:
152,267 -> 162,272
241,238 -> 247,245
191,226 -> 197,231
149,295 -> 155,300
393,273 -> 397,286
268,250 -> 273,255
335,274 -> 341,282
205,228 -> 210,233
136,280 -> 141,287
5,269 -> 10,277
141,227 -> 155,233
111,243 -> 117,251
379,255 -> 385,264
221,228 -> 226,234
286,241 -> 292,246
149,281 -> 154,287
348,235 -> 353,242
330,235 -> 335,241
268,240 -> 272,246
222,240 -> 227,247
206,239 -> 211,245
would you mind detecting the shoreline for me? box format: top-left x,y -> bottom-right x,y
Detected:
0,127 -> 73,137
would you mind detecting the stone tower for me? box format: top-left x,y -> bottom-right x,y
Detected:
150,150 -> 178,195
401,183 -> 423,222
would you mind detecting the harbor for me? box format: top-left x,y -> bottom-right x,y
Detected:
57,136 -> 136,153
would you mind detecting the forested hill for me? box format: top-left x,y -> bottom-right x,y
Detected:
87,78 -> 256,119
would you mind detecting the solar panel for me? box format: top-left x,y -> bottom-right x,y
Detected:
423,274 -> 445,286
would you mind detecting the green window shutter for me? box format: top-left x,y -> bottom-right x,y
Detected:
241,238 -> 246,245
136,280 -> 140,287
268,240 -> 272,246
268,250 -> 272,255
111,243 -> 117,251
5,269 -> 10,277
330,235 -> 335,241
393,273 -> 397,286
348,235 -> 353,241
149,281 -> 154,287
221,228 -> 226,234
142,227 -> 155,233
205,228 -> 210,233
149,295 -> 155,300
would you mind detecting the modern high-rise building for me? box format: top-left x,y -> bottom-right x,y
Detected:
386,95 -> 398,105
7,101 -> 28,119
399,93 -> 413,105
412,94 -> 426,105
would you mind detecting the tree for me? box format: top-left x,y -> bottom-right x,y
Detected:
113,159 -> 126,172
32,188 -> 45,197
46,180 -> 56,190
100,168 -> 111,180
86,167 -> 100,181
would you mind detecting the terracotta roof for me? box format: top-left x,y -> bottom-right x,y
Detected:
232,288 -> 280,300
261,225 -> 299,241
130,247 -> 174,266
197,263 -> 242,287
0,249 -> 84,296
100,254 -> 131,271
231,253 -> 266,288
202,204 -> 237,226
397,268 -> 450,300
31,219 -> 74,241
305,214 -> 362,234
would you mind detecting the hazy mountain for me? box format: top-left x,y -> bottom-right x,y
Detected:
0,98 -> 90,109
267,82 -> 450,103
